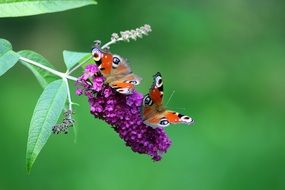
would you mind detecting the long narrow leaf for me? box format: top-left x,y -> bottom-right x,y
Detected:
0,38 -> 19,76
79,53 -> 93,68
26,79 -> 67,173
63,50 -> 90,70
19,50 -> 59,88
0,0 -> 97,18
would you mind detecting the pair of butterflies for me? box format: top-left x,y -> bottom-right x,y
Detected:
91,46 -> 194,128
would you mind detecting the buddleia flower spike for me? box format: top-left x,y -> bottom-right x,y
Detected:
102,24 -> 152,49
76,64 -> 172,161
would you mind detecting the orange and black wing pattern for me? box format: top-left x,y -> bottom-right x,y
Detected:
142,72 -> 194,128
92,47 -> 141,94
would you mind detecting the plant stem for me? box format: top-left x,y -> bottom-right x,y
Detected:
19,56 -> 78,81
63,78 -> 73,116
101,38 -> 123,49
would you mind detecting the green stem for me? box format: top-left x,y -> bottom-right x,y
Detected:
19,56 -> 78,81
101,38 -> 123,49
63,78 -> 73,117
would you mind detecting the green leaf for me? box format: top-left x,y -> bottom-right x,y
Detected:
0,0 -> 97,18
63,50 -> 90,70
79,53 -> 93,68
26,79 -> 67,173
19,50 -> 59,88
0,38 -> 20,76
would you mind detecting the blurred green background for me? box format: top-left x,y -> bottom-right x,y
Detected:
1,0 -> 285,189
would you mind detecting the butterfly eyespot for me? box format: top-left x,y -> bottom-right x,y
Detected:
117,88 -> 131,94
92,48 -> 103,62
143,95 -> 153,106
112,55 -> 121,68
159,119 -> 170,127
181,115 -> 194,124
130,80 -> 138,85
155,76 -> 163,87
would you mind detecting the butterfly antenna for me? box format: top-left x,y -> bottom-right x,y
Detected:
166,90 -> 176,107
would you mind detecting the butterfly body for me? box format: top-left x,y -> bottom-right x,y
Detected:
92,47 -> 141,94
142,72 -> 194,128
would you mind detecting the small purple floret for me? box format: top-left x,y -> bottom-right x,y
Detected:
76,64 -> 172,161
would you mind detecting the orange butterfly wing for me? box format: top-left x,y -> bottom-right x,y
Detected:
92,48 -> 113,75
164,111 -> 194,125
99,52 -> 113,75
92,48 -> 141,94
109,73 -> 141,94
142,72 -> 194,128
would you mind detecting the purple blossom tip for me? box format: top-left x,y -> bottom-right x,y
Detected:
76,64 -> 172,161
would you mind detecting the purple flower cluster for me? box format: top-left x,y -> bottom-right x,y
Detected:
76,64 -> 172,161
